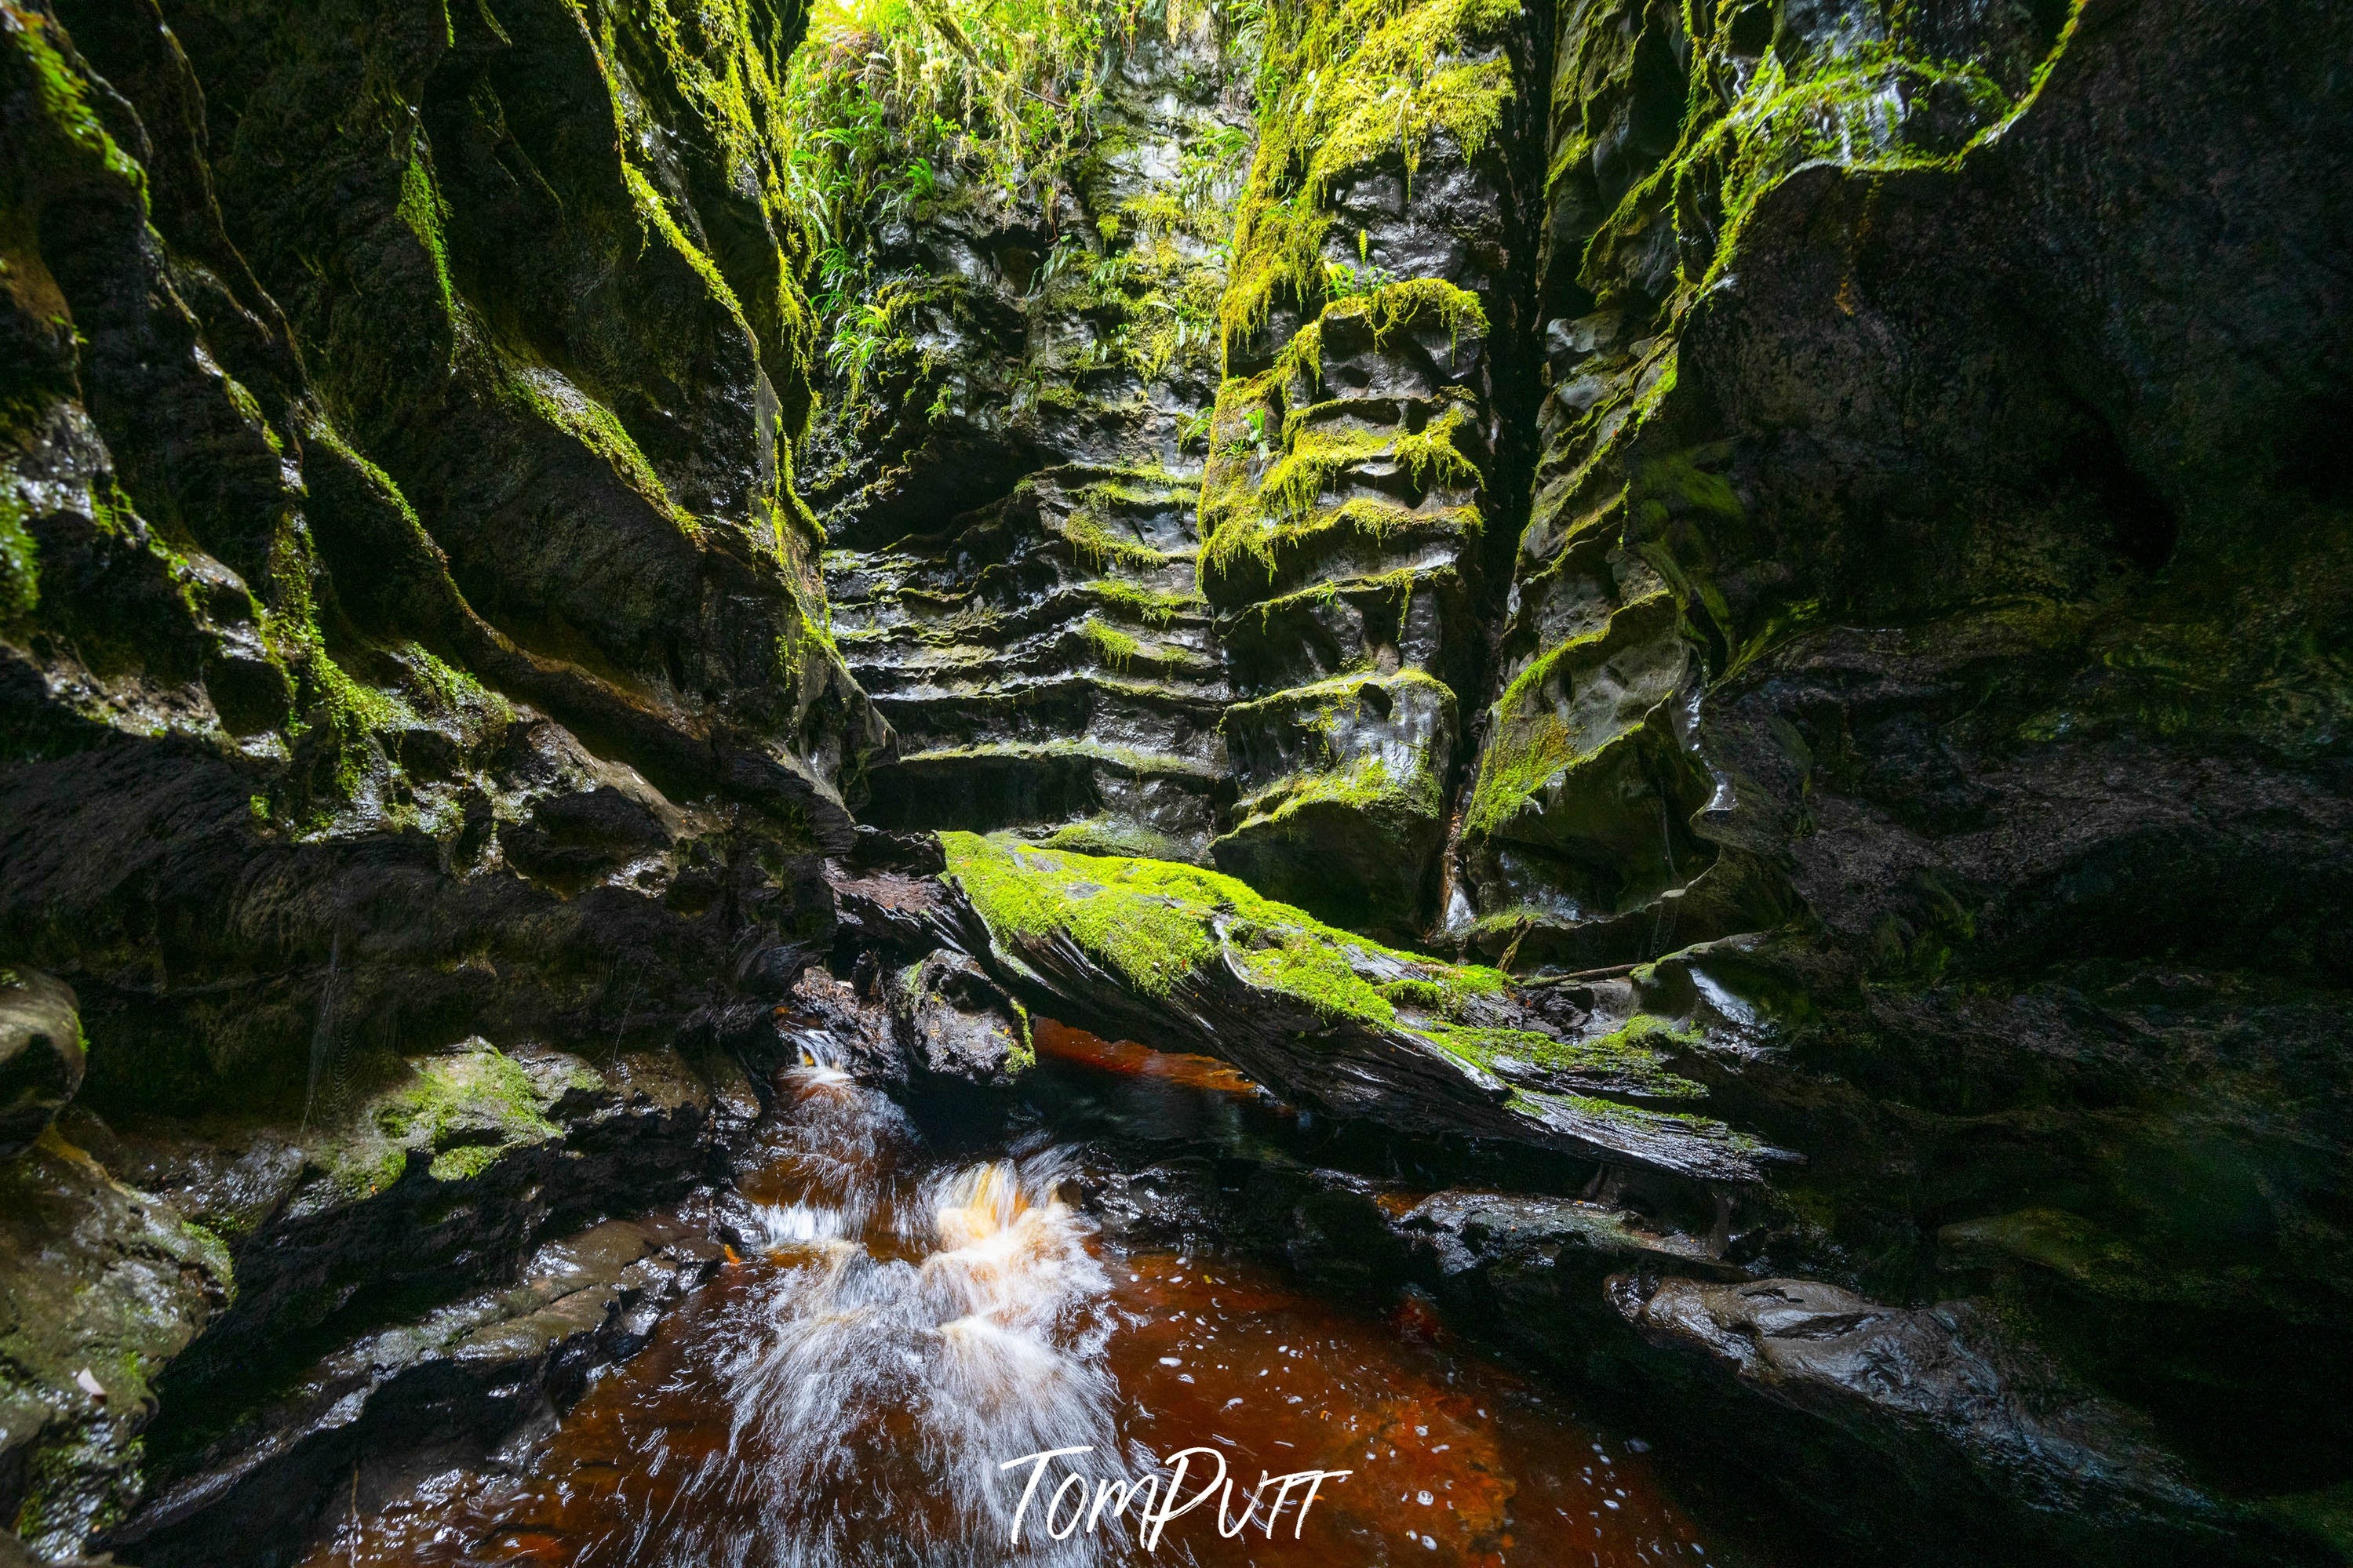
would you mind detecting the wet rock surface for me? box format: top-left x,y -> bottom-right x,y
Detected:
0,1133 -> 229,1558
810,33 -> 1250,866
0,0 -> 883,1545
887,949 -> 1034,1087
1604,1274 -> 2310,1565
0,0 -> 2348,1561
939,830 -> 1790,1182
111,1213 -> 723,1568
49,1040 -> 757,1560
0,972 -> 82,1159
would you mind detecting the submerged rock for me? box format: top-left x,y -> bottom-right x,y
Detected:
0,972 -> 82,1159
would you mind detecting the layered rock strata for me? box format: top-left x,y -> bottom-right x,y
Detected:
0,0 -> 882,1550
0,0 -> 2348,1563
810,28 -> 1251,864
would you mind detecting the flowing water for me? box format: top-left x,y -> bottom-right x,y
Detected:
307,1028 -> 1726,1568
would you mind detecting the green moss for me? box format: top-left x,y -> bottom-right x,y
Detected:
778,0 -> 1240,403
1462,588 -> 1678,840
1938,1206 -> 2147,1294
330,1045 -> 574,1195
1222,670 -> 1457,833
396,640 -> 514,729
1079,617 -> 1142,671
1428,1013 -> 1706,1099
1198,294 -> 1487,587
942,830 -> 1512,1030
1552,2 -> 2030,337
1059,497 -> 1182,569
1038,817 -> 1198,864
395,145 -> 454,316
621,159 -> 756,340
1463,653 -> 1601,840
2257,1482 -> 2353,1563
502,363 -> 697,535
1203,490 -> 1481,590
1504,1086 -> 1762,1151
903,737 -> 1223,778
1325,275 -> 1488,351
1003,993 -> 1036,1073
1197,273 -> 1490,591
945,831 -> 1741,1142
943,832 -> 1221,996
8,5 -> 147,198
1240,752 -> 1429,825
0,482 -> 37,630
1090,579 -> 1200,627
1218,0 -> 1521,347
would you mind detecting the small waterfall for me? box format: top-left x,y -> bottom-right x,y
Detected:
307,1037 -> 1720,1568
636,1068 -> 1136,1567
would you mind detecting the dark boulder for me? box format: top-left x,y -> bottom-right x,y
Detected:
0,971 -> 82,1159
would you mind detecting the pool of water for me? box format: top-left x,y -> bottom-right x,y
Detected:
301,1028 -> 1727,1568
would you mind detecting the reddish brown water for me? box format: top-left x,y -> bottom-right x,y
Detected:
304,1030 -> 1720,1568
1030,1018 -> 1268,1100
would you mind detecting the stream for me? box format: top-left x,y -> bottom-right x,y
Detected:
301,1027 -> 1726,1568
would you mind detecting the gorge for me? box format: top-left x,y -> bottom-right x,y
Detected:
2,0 -> 2348,1563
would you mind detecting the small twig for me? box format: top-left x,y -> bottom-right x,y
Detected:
1518,961 -> 1641,988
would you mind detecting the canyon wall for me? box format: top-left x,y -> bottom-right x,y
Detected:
808,0 -> 2353,1558
1,0 -> 886,1551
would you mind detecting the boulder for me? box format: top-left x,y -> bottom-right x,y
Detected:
1604,1273 -> 2296,1564
939,831 -> 1792,1184
0,970 -> 82,1159
886,951 -> 1034,1087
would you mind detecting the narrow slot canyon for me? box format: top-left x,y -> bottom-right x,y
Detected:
2,1 -> 2348,1565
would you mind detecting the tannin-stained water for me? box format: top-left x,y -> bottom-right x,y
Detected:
309,1040 -> 1722,1568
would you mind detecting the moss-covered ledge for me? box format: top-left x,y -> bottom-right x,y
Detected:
938,831 -> 1786,1183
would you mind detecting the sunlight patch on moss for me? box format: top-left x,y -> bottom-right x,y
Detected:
943,830 -> 1509,1023
330,1044 -> 577,1195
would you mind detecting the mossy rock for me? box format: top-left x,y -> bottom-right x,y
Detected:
0,1133 -> 230,1555
0,971 -> 84,1159
940,831 -> 1784,1181
1211,669 -> 1461,932
322,1043 -> 582,1196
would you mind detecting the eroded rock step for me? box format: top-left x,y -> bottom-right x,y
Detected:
829,465 -> 1234,862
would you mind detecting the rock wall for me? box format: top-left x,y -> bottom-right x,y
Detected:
1189,0 -> 1550,937
801,0 -> 2353,1558
807,20 -> 1253,864
1469,0 -> 2353,1531
2,0 -> 880,1108
0,0 -> 882,1550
